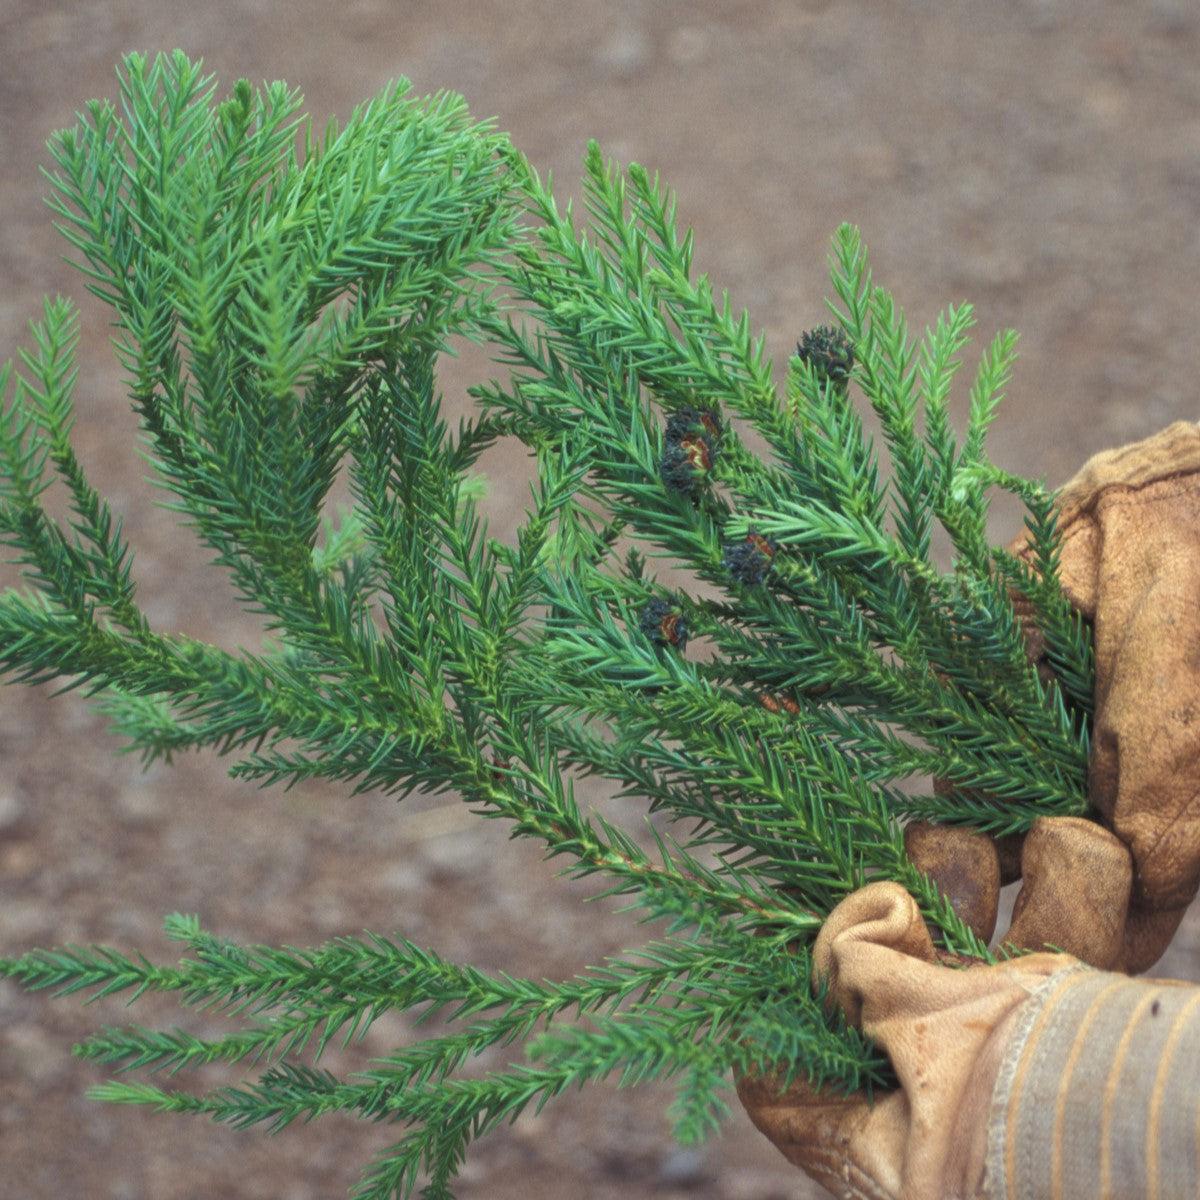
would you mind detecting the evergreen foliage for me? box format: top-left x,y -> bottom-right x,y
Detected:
0,52 -> 1095,1198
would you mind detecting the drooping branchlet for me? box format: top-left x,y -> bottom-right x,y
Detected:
796,325 -> 855,392
638,596 -> 689,650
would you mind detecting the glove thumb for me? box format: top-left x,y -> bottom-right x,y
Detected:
812,882 -> 1073,1197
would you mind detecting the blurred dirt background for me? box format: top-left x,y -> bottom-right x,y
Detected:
2,2 -> 1199,1197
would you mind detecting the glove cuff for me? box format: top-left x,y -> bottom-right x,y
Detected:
986,966 -> 1200,1200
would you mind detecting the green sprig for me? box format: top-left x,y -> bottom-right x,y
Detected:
0,52 -> 1093,1200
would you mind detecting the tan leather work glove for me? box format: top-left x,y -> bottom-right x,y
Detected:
738,881 -> 1200,1200
907,420 -> 1200,973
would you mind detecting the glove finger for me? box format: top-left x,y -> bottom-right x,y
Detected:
1121,901 -> 1190,974
817,881 -> 1070,1021
1041,423 -> 1200,923
904,821 -> 1001,945
792,883 -> 1075,1200
809,882 -> 1075,1199
813,881 -> 938,1026
1090,546 -> 1200,913
1003,816 -> 1132,968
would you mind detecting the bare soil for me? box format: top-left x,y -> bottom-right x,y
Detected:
2,2 -> 1199,1197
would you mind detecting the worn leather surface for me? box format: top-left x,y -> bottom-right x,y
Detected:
738,426 -> 1200,1196
738,881 -> 1200,1200
736,882 -> 1074,1200
907,421 -> 1200,972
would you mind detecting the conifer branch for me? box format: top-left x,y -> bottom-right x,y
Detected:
0,53 -> 1096,1198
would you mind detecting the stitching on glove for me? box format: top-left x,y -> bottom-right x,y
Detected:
804,1147 -> 892,1200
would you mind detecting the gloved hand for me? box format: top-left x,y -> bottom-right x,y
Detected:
737,881 -> 1200,1200
906,420 -> 1200,973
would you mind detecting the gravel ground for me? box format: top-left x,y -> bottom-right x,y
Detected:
2,2 -> 1199,1197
